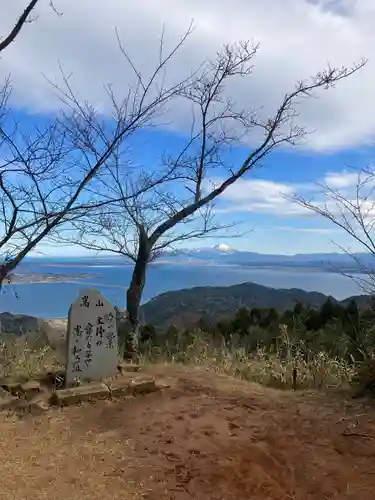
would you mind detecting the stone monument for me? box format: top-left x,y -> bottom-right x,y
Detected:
65,288 -> 118,386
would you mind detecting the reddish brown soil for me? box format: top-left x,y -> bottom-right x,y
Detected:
1,365 -> 375,499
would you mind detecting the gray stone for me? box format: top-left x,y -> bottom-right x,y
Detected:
117,362 -> 140,374
65,289 -> 118,386
105,378 -> 133,398
0,388 -> 18,411
29,399 -> 50,415
20,380 -> 41,400
131,377 -> 157,395
0,387 -> 10,398
51,383 -> 110,406
1,382 -> 21,396
8,399 -> 30,413
4,396 -> 50,415
105,376 -> 157,398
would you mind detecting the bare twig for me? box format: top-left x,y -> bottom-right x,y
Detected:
49,1 -> 63,17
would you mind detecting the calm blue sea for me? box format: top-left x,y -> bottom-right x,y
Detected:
0,258 -> 365,318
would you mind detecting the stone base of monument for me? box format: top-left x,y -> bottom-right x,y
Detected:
0,368 -> 161,414
50,382 -> 111,406
8,396 -> 50,416
0,387 -> 19,411
105,376 -> 156,398
117,362 -> 140,374
1,380 -> 42,400
0,383 -> 50,415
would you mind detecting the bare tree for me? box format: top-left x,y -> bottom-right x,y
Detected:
0,26 -> 197,288
0,0 -> 62,297
64,40 -> 365,351
289,166 -> 375,294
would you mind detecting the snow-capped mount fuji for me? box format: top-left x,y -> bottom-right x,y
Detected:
177,243 -> 240,259
209,243 -> 238,254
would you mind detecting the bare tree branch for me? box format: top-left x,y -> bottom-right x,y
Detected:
0,0 -> 64,54
49,1 -> 63,17
289,166 -> 375,294
0,0 -> 40,53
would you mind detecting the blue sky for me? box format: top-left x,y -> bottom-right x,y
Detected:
2,0 -> 375,257
35,128 -> 374,257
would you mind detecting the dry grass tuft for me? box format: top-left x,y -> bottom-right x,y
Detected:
139,329 -> 356,390
0,325 -> 359,392
0,335 -> 63,381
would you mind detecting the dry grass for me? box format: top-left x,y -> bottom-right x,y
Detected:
0,335 -> 62,381
0,325 -> 360,392
139,331 -> 356,391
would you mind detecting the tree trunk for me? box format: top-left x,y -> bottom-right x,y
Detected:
125,226 -> 150,359
0,263 -> 12,293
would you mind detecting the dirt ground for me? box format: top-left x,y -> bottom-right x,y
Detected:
1,365 -> 375,500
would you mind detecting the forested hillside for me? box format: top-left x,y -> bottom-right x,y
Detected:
141,281 -> 371,329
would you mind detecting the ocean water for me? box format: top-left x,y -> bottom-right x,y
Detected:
0,258 -> 365,318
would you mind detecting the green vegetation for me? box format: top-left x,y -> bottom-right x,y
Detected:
134,297 -> 375,392
2,295 -> 375,396
141,281 -> 370,330
0,312 -> 41,335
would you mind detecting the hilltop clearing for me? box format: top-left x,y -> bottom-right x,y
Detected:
1,365 -> 375,499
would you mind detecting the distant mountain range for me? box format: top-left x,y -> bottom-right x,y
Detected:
24,246 -> 375,273
140,281 -> 372,330
161,245 -> 375,272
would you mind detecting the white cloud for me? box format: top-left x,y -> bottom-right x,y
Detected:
209,168 -> 375,220
0,0 -> 374,151
209,177 -> 310,216
274,226 -> 339,234
214,179 -> 295,203
323,171 -> 361,189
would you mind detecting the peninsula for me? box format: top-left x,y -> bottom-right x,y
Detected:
4,272 -> 98,285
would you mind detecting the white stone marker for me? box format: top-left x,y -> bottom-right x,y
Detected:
65,288 -> 118,386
